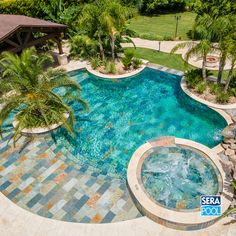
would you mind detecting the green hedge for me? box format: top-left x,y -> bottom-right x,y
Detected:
0,0 -> 45,18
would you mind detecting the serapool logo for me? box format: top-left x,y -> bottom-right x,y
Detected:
200,195 -> 221,216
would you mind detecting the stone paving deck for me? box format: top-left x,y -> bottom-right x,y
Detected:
0,131 -> 141,224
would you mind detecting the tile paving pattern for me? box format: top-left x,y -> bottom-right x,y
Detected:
0,66 -> 184,224
0,131 -> 141,223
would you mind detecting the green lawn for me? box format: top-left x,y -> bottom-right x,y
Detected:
132,48 -> 232,80
128,12 -> 196,40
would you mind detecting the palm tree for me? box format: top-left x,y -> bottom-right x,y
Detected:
78,3 -> 106,60
171,39 -> 213,81
193,14 -> 235,84
0,48 -> 88,144
209,16 -> 234,84
224,37 -> 236,92
78,0 -> 134,61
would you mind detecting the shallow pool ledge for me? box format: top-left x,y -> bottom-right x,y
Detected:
127,136 -> 234,231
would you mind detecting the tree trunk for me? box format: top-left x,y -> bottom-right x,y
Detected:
110,35 -> 115,61
98,33 -> 105,61
202,56 -> 207,81
217,55 -> 226,84
224,60 -> 235,92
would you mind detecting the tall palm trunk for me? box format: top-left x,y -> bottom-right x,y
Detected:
202,55 -> 207,81
217,54 -> 226,84
224,59 -> 236,92
98,33 -> 105,61
110,34 -> 116,61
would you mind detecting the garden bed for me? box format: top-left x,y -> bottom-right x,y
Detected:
87,60 -> 147,79
95,59 -> 144,76
190,87 -> 236,105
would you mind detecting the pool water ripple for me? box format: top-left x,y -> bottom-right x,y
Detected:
55,68 -> 227,180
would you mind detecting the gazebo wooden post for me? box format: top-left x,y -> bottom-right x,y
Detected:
56,38 -> 63,55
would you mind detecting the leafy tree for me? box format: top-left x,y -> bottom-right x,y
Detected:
77,0 -> 135,61
0,0 -> 45,18
0,48 -> 88,144
139,0 -> 186,15
224,36 -> 236,92
193,0 -> 233,18
40,0 -> 82,36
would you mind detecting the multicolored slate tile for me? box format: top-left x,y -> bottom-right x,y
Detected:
0,130 -> 141,223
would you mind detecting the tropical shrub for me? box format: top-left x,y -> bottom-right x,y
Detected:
69,35 -> 98,59
229,75 -> 236,89
230,88 -> 236,97
122,48 -> 134,70
209,83 -> 220,95
132,58 -> 143,69
0,48 -> 88,144
163,35 -> 174,41
184,69 -> 203,88
222,180 -> 236,218
138,33 -> 164,41
196,82 -> 207,94
90,57 -> 101,70
105,61 -> 117,74
216,91 -> 230,103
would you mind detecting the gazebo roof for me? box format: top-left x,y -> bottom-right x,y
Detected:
0,14 -> 66,42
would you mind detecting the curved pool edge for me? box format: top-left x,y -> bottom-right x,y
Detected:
127,136 -> 234,231
86,63 -> 147,80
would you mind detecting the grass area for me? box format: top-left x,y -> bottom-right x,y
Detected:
128,12 -> 196,41
132,47 -> 233,80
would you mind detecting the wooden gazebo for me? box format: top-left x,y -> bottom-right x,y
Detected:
0,14 -> 67,54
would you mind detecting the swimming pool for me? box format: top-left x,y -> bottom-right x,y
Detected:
54,68 -> 227,180
141,145 -> 220,210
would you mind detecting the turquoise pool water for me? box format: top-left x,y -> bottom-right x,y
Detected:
141,145 -> 220,210
52,68 -> 226,179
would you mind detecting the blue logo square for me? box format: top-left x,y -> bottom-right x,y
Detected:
201,195 -> 221,206
200,195 -> 221,216
201,206 -> 221,216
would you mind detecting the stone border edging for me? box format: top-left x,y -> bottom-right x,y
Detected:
127,136 -> 234,231
86,62 -> 147,79
181,78 -> 236,110
12,113 -> 69,135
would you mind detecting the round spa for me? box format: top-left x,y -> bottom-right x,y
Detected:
127,137 -> 233,231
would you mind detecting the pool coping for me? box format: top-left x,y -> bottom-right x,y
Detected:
127,136 -> 234,230
86,61 -> 147,79
12,113 -> 69,135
